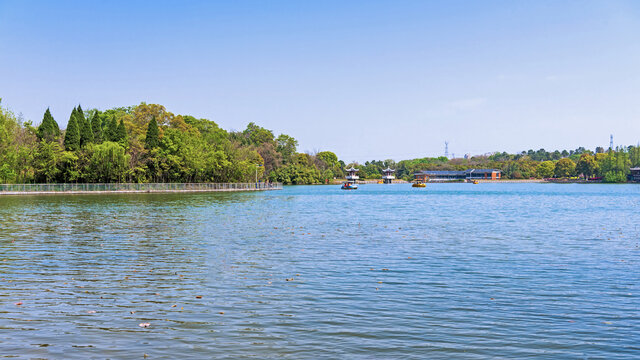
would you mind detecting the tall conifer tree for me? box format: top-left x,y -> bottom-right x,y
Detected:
144,116 -> 159,149
92,114 -> 103,143
70,107 -> 80,141
76,104 -> 93,145
116,119 -> 127,145
70,107 -> 78,125
64,112 -> 81,151
51,110 -> 60,135
107,116 -> 118,141
37,108 -> 60,141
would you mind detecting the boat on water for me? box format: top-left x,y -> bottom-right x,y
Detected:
342,167 -> 360,190
412,182 -> 426,188
341,182 -> 358,190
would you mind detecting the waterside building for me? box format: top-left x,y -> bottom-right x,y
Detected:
382,168 -> 395,184
414,169 -> 502,182
345,167 -> 359,184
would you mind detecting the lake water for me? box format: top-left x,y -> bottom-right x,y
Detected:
0,183 -> 638,359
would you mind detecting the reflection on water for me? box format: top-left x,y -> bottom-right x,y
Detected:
0,184 -> 639,359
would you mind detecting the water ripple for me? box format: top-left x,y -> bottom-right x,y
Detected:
0,184 -> 638,359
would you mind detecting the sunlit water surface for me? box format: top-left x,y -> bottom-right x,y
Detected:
0,183 -> 638,359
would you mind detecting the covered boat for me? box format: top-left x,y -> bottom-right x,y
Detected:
341,182 -> 359,190
342,167 -> 359,190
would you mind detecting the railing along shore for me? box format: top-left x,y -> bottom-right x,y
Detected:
0,182 -> 283,195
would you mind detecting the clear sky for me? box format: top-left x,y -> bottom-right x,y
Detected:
1,0 -> 639,162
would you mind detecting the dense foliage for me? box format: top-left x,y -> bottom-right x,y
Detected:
0,101 -> 343,184
1,100 -> 638,185
351,146 -> 640,183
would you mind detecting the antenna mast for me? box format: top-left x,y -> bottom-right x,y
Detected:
609,134 -> 614,150
445,141 -> 449,159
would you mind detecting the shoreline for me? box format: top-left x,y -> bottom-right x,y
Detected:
476,179 -> 546,183
330,179 -> 409,185
328,179 -> 638,185
0,189 -> 281,196
0,183 -> 283,196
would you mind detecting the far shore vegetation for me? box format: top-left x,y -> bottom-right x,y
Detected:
352,146 -> 639,184
1,99 -> 638,185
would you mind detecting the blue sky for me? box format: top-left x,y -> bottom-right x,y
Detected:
1,1 -> 639,162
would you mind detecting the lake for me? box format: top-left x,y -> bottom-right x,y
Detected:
0,183 -> 638,359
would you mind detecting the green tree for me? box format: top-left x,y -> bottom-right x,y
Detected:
276,134 -> 298,162
70,107 -> 78,123
0,163 -> 15,184
598,148 -> 630,181
629,145 -> 640,167
144,116 -> 160,149
106,116 -> 118,141
257,142 -> 282,173
116,119 -> 128,146
37,108 -> 60,141
575,153 -> 597,178
317,151 -> 338,165
603,171 -> 627,183
64,112 -> 81,151
536,161 -> 555,178
242,122 -> 274,145
316,151 -> 342,179
76,104 -> 94,146
71,106 -> 81,140
269,162 -> 322,184
0,104 -> 18,183
91,114 -> 103,143
58,151 -> 80,182
87,142 -> 130,182
554,158 -> 576,178
33,140 -> 63,182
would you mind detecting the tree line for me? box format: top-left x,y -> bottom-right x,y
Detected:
2,99 -> 638,185
350,146 -> 640,183
0,101 -> 343,184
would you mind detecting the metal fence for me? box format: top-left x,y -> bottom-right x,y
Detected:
0,182 -> 283,194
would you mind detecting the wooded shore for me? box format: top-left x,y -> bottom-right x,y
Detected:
0,182 -> 282,195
